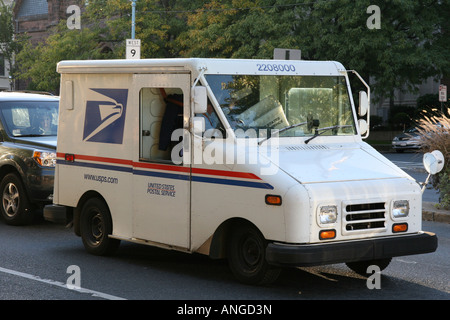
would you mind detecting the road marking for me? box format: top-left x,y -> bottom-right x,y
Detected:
395,258 -> 417,264
0,266 -> 126,300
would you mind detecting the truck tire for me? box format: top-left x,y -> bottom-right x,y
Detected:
80,198 -> 120,256
346,258 -> 392,276
0,173 -> 33,225
227,223 -> 281,285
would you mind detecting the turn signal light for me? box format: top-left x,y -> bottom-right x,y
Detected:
265,195 -> 282,206
393,223 -> 408,233
319,229 -> 336,240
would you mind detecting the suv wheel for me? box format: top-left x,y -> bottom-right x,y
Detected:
0,173 -> 33,225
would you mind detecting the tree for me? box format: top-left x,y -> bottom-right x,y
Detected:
14,21 -> 115,93
294,0 -> 449,105
13,0 -> 450,96
177,0 -> 298,58
178,0 -> 450,105
0,0 -> 27,88
13,0 -> 199,92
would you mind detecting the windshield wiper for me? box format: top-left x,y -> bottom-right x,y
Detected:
304,125 -> 352,144
258,121 -> 308,145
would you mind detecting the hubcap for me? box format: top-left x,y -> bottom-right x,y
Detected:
241,237 -> 262,268
2,183 -> 19,217
90,213 -> 104,244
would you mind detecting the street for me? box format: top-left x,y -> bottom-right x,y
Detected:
0,152 -> 448,301
0,219 -> 448,301
384,151 -> 441,203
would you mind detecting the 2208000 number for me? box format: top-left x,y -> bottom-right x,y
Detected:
256,63 -> 296,72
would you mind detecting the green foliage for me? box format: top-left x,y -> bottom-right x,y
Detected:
438,168 -> 450,210
177,0 -> 299,58
417,109 -> 450,209
388,105 -> 417,129
296,0 -> 449,101
15,22 -> 115,93
0,1 -> 28,79
11,0 -> 450,96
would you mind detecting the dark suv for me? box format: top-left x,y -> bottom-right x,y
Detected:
0,92 -> 59,225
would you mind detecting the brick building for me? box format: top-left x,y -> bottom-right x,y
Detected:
14,0 -> 79,45
12,0 -> 85,90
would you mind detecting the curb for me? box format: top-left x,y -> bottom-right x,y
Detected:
422,202 -> 450,224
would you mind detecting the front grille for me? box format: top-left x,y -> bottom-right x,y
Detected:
343,202 -> 386,232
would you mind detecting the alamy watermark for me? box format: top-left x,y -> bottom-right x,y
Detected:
366,265 -> 381,289
66,265 -> 81,290
170,128 -> 280,176
67,5 -> 81,30
366,5 -> 381,30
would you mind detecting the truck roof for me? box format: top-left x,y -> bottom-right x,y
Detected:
57,58 -> 346,77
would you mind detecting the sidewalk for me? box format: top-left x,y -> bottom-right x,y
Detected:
423,202 -> 450,224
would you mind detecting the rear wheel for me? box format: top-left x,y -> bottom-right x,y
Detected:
227,224 -> 280,285
80,198 -> 120,255
0,173 -> 33,225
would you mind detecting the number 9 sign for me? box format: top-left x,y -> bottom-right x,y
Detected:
126,39 -> 141,59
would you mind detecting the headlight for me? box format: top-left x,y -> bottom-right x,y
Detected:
392,200 -> 409,218
318,205 -> 338,224
33,150 -> 56,167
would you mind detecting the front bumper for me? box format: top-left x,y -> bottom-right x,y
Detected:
266,232 -> 437,267
391,142 -> 421,150
26,166 -> 55,203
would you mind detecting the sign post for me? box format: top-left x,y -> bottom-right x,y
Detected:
126,39 -> 141,60
439,85 -> 447,113
273,48 -> 301,60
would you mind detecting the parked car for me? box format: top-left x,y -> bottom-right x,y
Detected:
391,127 -> 422,153
0,91 -> 59,225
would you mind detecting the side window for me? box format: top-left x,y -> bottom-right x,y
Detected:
139,87 -> 183,163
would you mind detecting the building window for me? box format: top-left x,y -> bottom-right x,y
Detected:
17,0 -> 48,18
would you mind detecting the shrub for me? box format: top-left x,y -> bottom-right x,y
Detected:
416,108 -> 450,209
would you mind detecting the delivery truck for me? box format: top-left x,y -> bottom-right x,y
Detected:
45,58 -> 442,285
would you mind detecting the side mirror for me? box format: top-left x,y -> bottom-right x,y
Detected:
194,86 -> 208,114
423,150 -> 445,175
421,150 -> 445,193
193,116 -> 205,135
358,119 -> 368,135
359,91 -> 368,116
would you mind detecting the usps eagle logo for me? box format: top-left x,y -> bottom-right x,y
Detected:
83,88 -> 128,144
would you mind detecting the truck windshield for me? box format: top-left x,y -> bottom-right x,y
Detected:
204,75 -> 356,138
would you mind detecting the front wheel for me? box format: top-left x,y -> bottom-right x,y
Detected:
0,173 -> 33,225
227,224 -> 280,285
80,198 -> 120,256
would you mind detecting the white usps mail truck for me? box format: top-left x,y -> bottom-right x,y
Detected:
46,58 -> 442,285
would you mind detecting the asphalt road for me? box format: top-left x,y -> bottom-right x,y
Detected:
0,151 -> 448,304
0,218 -> 448,301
